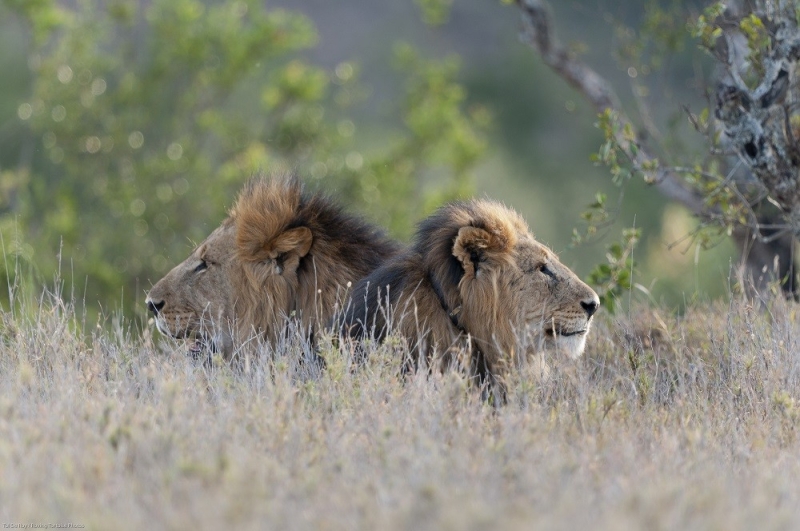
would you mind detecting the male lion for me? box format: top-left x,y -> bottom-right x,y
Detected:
339,198 -> 599,390
145,175 -> 399,359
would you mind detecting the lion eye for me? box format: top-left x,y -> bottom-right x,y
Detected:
194,260 -> 208,273
539,263 -> 556,280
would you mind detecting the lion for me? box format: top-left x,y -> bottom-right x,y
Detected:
339,198 -> 599,391
145,175 -> 400,360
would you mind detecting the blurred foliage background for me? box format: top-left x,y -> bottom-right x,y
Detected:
0,0 -> 737,322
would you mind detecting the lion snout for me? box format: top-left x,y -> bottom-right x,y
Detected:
580,297 -> 599,318
146,298 -> 165,316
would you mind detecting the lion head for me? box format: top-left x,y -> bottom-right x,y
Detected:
341,199 -> 599,387
145,175 -> 399,359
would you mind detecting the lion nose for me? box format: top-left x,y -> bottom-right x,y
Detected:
581,298 -> 599,318
146,299 -> 165,316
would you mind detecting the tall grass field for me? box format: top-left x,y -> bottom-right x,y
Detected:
2,278 -> 800,530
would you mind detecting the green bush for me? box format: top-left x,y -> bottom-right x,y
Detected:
0,0 -> 486,319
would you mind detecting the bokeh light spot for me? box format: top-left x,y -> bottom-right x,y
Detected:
128,131 -> 144,149
167,142 -> 183,161
17,103 -> 32,120
51,105 -> 66,122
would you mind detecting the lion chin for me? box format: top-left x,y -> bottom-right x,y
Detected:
340,198 -> 600,394
150,315 -> 227,360
543,328 -> 589,360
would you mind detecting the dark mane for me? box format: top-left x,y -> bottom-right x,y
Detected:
295,189 -> 400,276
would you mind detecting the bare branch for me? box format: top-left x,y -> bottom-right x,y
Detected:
514,0 -> 709,216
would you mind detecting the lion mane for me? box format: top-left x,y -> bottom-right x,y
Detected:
146,174 -> 400,359
340,199 -> 600,388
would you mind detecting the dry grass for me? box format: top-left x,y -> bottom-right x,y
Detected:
2,287 -> 800,530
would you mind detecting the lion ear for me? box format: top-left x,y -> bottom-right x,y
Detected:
238,225 -> 313,265
271,226 -> 313,258
452,226 -> 508,276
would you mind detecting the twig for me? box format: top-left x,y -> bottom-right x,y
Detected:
514,0 -> 710,217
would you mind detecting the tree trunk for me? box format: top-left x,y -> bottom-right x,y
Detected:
734,214 -> 797,299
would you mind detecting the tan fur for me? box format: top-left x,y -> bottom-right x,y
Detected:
146,175 -> 399,359
342,199 -> 600,389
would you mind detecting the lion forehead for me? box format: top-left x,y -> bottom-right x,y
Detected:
513,237 -> 551,267
519,246 -> 595,305
149,227 -> 236,304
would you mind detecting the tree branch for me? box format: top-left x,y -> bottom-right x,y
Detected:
514,0 -> 709,216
